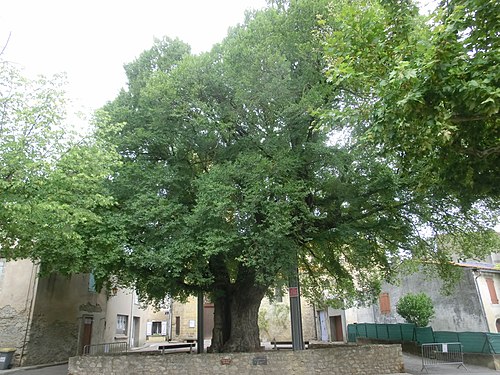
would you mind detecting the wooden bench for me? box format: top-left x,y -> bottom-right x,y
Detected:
158,342 -> 195,354
271,340 -> 309,350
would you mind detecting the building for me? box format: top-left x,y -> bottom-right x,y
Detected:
344,255 -> 500,333
0,257 -> 321,367
0,258 -> 166,367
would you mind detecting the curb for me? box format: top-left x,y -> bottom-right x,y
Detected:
0,361 -> 67,373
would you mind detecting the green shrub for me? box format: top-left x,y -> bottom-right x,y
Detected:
396,293 -> 435,327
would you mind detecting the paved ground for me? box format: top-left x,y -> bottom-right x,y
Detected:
0,363 -> 68,375
403,353 -> 498,374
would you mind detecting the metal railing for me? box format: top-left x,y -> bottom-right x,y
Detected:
83,341 -> 128,356
421,342 -> 467,373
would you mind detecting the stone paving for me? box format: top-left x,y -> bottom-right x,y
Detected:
402,353 -> 498,374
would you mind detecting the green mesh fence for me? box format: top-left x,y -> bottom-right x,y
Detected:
347,324 -> 357,342
400,324 -> 416,341
347,323 -> 416,342
346,323 -> 496,354
415,327 -> 435,345
387,324 -> 403,340
486,334 -> 500,354
434,331 -> 459,343
458,332 -> 489,353
376,324 -> 390,340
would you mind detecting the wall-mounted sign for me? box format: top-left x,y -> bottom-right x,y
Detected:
252,356 -> 268,365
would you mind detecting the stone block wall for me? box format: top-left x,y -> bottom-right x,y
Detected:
68,345 -> 404,375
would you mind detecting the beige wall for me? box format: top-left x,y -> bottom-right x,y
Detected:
171,297 -> 198,341
259,291 -> 316,342
475,271 -> 500,332
0,260 -> 112,366
0,259 -> 38,366
24,272 -> 108,365
104,288 -> 158,348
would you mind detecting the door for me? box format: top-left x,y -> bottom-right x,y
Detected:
132,317 -> 140,347
330,315 -> 344,342
81,317 -> 93,354
318,311 -> 329,341
203,304 -> 215,339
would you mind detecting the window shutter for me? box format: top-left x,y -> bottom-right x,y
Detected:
379,293 -> 391,314
161,321 -> 167,336
486,278 -> 499,304
146,322 -> 152,336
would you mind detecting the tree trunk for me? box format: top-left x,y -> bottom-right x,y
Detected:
209,284 -> 267,352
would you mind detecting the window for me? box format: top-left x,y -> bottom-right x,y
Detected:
486,278 -> 499,304
152,321 -> 162,335
379,293 -> 391,314
175,316 -> 180,336
116,315 -> 128,335
88,273 -> 96,293
274,287 -> 283,303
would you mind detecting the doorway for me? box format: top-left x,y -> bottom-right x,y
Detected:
203,304 -> 215,339
318,311 -> 329,341
80,316 -> 93,354
132,317 -> 140,348
330,315 -> 343,342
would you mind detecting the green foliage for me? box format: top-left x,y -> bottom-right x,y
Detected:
100,0 -> 498,309
396,293 -> 435,327
0,60 -> 124,282
319,0 -> 500,206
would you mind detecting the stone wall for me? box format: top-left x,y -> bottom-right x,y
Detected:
0,305 -> 30,366
22,316 -> 79,366
373,268 -> 488,331
68,345 -> 404,375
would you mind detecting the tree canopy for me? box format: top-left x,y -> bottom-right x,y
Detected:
318,0 -> 499,206
0,60 -> 123,278
101,0 -> 498,352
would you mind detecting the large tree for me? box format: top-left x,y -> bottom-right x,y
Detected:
102,0 -> 498,353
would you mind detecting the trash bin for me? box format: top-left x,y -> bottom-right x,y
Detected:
0,348 -> 15,370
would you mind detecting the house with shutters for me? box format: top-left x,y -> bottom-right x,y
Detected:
344,253 -> 500,334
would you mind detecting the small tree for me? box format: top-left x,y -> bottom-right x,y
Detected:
396,293 -> 435,327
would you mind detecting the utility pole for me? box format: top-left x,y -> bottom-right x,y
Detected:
289,268 -> 304,350
197,291 -> 204,353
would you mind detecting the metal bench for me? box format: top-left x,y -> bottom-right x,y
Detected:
271,340 -> 309,350
158,342 -> 195,354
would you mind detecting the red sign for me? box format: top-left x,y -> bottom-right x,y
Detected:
289,287 -> 299,298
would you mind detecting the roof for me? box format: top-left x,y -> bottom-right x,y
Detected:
455,260 -> 500,273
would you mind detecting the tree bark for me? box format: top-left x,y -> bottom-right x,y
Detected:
209,283 -> 268,352
222,284 -> 267,352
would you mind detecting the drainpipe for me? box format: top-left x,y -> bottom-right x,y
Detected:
312,303 -> 318,340
129,289 -> 134,348
20,262 -> 39,366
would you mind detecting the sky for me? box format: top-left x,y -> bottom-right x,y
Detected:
0,0 -> 268,118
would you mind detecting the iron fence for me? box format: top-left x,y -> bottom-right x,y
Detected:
83,341 -> 128,356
